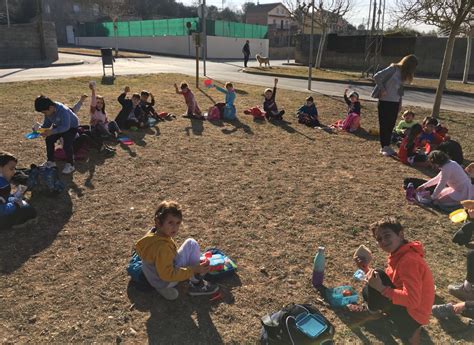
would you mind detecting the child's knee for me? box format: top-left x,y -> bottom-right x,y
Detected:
183,238 -> 200,249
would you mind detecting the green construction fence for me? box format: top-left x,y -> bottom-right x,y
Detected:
77,18 -> 268,39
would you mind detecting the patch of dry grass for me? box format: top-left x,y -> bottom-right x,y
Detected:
0,74 -> 473,344
246,66 -> 474,94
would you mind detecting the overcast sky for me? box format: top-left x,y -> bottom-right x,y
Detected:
178,0 -> 436,32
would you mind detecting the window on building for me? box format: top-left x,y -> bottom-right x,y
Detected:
73,4 -> 80,13
45,4 -> 51,14
93,3 -> 99,16
281,20 -> 284,29
273,19 -> 276,25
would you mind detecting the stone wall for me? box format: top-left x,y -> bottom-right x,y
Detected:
0,22 -> 58,64
295,34 -> 474,78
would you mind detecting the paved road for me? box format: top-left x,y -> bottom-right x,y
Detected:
1,53 -> 472,113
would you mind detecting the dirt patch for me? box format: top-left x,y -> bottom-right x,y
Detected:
0,74 -> 472,344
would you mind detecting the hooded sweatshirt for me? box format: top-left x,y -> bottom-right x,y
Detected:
381,241 -> 435,325
135,229 -> 194,287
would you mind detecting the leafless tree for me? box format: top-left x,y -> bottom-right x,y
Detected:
285,0 -> 353,67
395,0 -> 473,117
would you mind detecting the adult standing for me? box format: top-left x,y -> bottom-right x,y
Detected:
242,40 -> 250,68
372,55 -> 418,156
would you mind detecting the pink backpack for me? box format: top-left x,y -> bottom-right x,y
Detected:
207,106 -> 221,121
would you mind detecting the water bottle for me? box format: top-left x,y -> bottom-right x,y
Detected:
312,246 -> 325,288
406,182 -> 415,202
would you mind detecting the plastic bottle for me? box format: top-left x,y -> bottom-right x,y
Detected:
312,246 -> 325,288
406,182 -> 415,202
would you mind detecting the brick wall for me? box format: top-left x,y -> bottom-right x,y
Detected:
0,22 -> 58,64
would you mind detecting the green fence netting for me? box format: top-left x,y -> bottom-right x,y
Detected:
77,18 -> 267,39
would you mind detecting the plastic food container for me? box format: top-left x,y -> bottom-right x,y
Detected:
325,285 -> 358,308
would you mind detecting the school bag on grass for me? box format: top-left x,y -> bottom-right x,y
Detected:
26,165 -> 65,195
207,105 -> 222,121
201,247 -> 237,282
126,251 -> 153,291
260,303 -> 335,345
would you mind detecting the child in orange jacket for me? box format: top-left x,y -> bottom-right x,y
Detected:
353,217 -> 435,345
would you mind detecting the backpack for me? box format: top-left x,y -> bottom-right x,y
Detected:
260,304 -> 335,345
202,247 -> 237,281
126,251 -> 153,291
26,165 -> 65,195
207,105 -> 222,121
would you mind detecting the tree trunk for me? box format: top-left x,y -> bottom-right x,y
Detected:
432,30 -> 457,118
315,29 -> 326,68
463,34 -> 472,84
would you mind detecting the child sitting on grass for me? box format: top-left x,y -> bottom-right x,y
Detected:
139,90 -> 159,120
212,82 -> 236,120
263,78 -> 285,120
392,110 -> 417,144
330,89 -> 361,132
418,116 -> 444,148
174,82 -> 204,119
398,124 -> 428,166
89,82 -> 121,138
351,217 -> 435,345
0,152 -> 37,229
134,201 -> 218,300
297,96 -> 320,127
115,86 -> 147,129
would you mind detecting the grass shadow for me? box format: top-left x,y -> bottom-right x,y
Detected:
221,118 -> 254,135
101,75 -> 116,85
183,116 -> 204,136
268,118 -> 315,141
352,127 -> 380,142
0,189 -> 72,274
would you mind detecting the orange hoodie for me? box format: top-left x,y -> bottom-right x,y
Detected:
381,241 -> 435,325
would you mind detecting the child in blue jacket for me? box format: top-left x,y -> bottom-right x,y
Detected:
297,96 -> 320,127
0,152 -> 37,229
213,82 -> 236,120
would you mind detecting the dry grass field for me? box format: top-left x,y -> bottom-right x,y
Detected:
0,73 -> 473,344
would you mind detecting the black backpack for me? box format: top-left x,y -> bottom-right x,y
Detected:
260,304 -> 334,345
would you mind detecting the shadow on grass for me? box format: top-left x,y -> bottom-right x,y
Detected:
0,189 -> 72,274
184,116 -> 204,136
268,118 -> 315,141
127,274 -> 241,344
101,75 -> 116,85
221,118 -> 253,135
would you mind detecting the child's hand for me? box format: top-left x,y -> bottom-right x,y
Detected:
367,269 -> 385,292
80,94 -> 88,102
274,78 -> 278,85
345,88 -> 349,94
40,128 -> 53,137
192,262 -> 210,274
124,86 -> 130,93
354,256 -> 369,273
174,83 -> 178,89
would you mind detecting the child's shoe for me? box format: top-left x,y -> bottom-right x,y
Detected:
62,163 -> 75,174
41,161 -> 56,168
432,303 -> 455,318
188,279 -> 219,296
157,287 -> 179,300
448,281 -> 474,301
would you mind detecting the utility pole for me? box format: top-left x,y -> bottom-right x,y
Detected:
287,19 -> 291,63
308,0 -> 315,90
201,0 -> 207,76
5,0 -> 10,27
37,0 -> 46,60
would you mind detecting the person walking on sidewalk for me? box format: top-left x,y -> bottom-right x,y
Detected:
371,55 -> 418,157
242,40 -> 250,68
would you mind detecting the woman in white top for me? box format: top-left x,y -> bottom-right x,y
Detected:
418,151 -> 474,206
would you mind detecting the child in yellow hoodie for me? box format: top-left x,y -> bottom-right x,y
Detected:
135,201 -> 219,300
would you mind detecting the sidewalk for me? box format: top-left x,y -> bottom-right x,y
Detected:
0,55 -> 84,69
242,68 -> 474,98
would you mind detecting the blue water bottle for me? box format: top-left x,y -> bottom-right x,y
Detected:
312,246 -> 325,288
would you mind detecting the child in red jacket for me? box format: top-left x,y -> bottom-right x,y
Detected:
353,217 -> 435,345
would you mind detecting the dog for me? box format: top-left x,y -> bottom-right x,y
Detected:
256,54 -> 271,68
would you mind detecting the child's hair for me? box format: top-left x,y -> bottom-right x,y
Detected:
422,116 -> 438,127
225,82 -> 234,89
140,90 -> 150,97
406,123 -> 423,146
0,152 -> 17,167
349,91 -> 359,100
154,200 -> 183,224
180,82 -> 188,89
402,110 -> 415,118
96,95 -> 106,114
370,217 -> 403,236
394,54 -> 418,83
306,96 -> 314,102
428,150 -> 449,166
34,95 -> 55,112
131,93 -> 141,100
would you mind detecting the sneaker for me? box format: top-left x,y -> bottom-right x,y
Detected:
40,161 -> 56,168
188,279 -> 219,296
448,281 -> 474,301
432,303 -> 455,318
157,287 -> 179,301
381,146 -> 396,156
62,163 -> 75,175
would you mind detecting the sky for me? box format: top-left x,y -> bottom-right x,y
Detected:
178,0 -> 436,32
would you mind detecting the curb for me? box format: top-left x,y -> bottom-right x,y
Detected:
0,60 -> 85,69
242,69 -> 474,98
58,50 -> 151,59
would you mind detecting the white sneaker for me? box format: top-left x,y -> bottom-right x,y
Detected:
381,146 -> 395,156
157,287 -> 179,300
41,161 -> 56,168
62,163 -> 75,174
